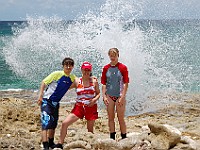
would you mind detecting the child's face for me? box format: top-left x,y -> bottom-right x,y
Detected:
63,64 -> 73,74
109,52 -> 118,62
81,69 -> 91,77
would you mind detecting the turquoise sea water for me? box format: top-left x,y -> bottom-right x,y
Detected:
0,1 -> 199,114
1,19 -> 199,92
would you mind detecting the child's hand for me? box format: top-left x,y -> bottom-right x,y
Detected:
37,98 -> 43,106
118,97 -> 125,106
87,99 -> 96,107
103,97 -> 109,106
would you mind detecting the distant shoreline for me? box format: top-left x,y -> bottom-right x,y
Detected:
1,18 -> 200,22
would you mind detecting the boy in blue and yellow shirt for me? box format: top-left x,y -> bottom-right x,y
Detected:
37,57 -> 76,150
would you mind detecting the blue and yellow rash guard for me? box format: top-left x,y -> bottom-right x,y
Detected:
43,71 -> 76,103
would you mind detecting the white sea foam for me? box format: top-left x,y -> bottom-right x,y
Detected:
0,88 -> 24,92
2,0 -> 199,114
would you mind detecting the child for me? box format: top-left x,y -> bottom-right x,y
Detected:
37,57 -> 76,150
53,62 -> 100,149
101,48 -> 129,140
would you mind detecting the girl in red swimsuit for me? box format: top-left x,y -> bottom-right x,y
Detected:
54,62 -> 100,149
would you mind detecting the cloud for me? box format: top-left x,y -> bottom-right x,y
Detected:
140,0 -> 200,19
0,0 -> 103,20
0,0 -> 199,20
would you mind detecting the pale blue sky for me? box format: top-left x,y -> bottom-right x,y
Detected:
0,0 -> 200,21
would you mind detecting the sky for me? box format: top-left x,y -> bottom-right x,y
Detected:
0,0 -> 200,21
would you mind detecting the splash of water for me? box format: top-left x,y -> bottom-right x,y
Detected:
2,0 -> 198,115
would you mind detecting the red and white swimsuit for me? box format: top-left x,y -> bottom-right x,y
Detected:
76,77 -> 96,105
71,77 -> 98,120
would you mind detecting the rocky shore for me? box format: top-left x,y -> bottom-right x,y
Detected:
0,90 -> 200,150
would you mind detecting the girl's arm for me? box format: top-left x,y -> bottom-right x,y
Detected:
121,83 -> 128,99
118,83 -> 128,106
93,77 -> 100,102
102,84 -> 109,105
87,77 -> 100,107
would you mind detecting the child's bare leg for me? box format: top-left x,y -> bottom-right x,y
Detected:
87,120 -> 95,133
59,113 -> 79,144
116,98 -> 127,138
106,96 -> 116,139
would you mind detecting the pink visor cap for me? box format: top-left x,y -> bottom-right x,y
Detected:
81,62 -> 92,71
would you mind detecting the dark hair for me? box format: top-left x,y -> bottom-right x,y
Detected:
62,57 -> 74,66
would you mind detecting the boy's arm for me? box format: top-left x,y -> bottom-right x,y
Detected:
37,81 -> 46,105
69,77 -> 78,89
37,71 -> 56,105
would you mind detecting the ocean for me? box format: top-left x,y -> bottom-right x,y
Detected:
0,2 -> 199,115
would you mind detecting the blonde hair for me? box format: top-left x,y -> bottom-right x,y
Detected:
108,48 -> 119,56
